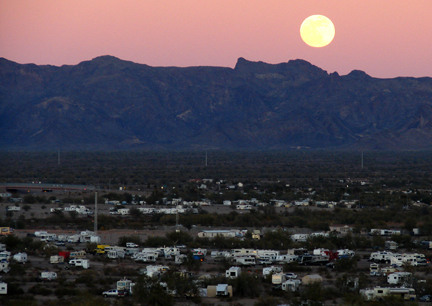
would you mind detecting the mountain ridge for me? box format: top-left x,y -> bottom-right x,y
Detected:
1,56 -> 432,151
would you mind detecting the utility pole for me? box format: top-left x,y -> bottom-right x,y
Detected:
94,191 -> 98,236
205,150 -> 208,166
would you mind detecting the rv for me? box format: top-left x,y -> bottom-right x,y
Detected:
117,278 -> 135,295
0,251 -> 11,261
0,282 -> 7,294
291,234 -> 309,242
0,228 -> 13,236
272,273 -> 286,285
263,266 -> 283,276
232,256 -> 256,266
387,272 -> 412,285
12,252 -> 27,264
231,248 -> 257,257
0,262 -> 9,273
281,280 -> 301,292
68,259 -> 90,269
297,254 -> 329,266
360,286 -> 416,301
287,248 -> 308,256
107,249 -> 125,259
41,271 -> 57,281
134,253 -> 157,263
50,255 -> 65,264
276,254 -> 298,264
385,241 -> 398,250
226,266 -> 241,278
70,250 -> 86,259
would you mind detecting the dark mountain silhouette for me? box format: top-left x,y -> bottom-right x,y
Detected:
1,55 -> 432,150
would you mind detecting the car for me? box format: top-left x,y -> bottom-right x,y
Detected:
102,289 -> 127,298
285,272 -> 298,279
126,242 -> 139,248
54,241 -> 65,246
420,295 -> 432,302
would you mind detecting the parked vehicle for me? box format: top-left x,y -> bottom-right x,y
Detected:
40,271 -> 57,281
12,252 -> 27,264
68,259 -> 90,269
102,289 -> 127,298
419,295 -> 432,302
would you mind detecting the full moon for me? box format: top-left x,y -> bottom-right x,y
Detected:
300,15 -> 335,48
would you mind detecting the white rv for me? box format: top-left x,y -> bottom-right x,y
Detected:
13,252 -> 27,264
281,279 -> 301,292
226,266 -> 241,278
387,272 -> 412,285
50,255 -> 65,264
0,282 -> 7,294
41,271 -> 57,281
69,259 -> 90,269
232,256 -> 256,266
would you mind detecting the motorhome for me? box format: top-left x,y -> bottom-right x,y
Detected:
297,254 -> 329,266
0,262 -> 9,273
50,255 -> 64,264
117,278 -> 135,295
276,254 -> 298,264
360,286 -> 416,301
68,259 -> 90,269
12,252 -> 27,264
232,256 -> 256,266
134,252 -> 157,263
387,272 -> 412,285
231,248 -> 257,257
69,250 -> 86,259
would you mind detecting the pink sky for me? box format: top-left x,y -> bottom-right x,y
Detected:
1,0 -> 431,78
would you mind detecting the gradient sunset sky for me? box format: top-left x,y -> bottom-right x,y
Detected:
1,0 -> 431,78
